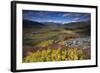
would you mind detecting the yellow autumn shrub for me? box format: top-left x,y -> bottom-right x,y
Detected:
23,47 -> 87,63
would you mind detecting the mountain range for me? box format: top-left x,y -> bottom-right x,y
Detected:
23,19 -> 90,30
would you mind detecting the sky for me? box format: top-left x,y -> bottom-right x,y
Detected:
23,10 -> 91,24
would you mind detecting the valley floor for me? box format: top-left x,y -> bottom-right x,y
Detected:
23,29 -> 91,63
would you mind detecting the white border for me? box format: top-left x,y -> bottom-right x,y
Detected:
16,3 -> 96,70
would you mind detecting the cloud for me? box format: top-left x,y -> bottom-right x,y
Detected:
71,20 -> 78,23
63,13 -> 72,17
74,18 -> 80,20
48,20 -> 53,22
74,14 -> 82,17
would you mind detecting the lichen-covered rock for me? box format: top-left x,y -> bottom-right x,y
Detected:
65,37 -> 90,49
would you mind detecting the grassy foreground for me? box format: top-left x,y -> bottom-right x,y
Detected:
23,47 -> 87,63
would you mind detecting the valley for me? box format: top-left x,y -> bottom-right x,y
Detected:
22,20 -> 91,63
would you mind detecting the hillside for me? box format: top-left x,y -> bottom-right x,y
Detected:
64,20 -> 91,29
23,19 -> 45,28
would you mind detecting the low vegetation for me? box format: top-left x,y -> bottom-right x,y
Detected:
23,47 -> 86,63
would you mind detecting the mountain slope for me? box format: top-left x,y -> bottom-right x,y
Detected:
64,20 -> 91,29
23,19 -> 45,28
